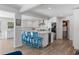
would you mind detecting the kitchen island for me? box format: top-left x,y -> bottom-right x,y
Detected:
21,27 -> 54,48
38,31 -> 51,47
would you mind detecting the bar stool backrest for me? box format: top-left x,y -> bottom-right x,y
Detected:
33,32 -> 38,37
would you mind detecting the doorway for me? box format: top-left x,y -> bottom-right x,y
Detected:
48,22 -> 56,45
63,20 -> 69,39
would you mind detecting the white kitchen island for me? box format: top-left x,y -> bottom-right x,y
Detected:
38,31 -> 50,47
21,27 -> 54,48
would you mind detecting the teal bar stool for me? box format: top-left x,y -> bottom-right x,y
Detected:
27,32 -> 34,48
37,38 -> 42,48
32,32 -> 42,48
22,32 -> 28,45
26,32 -> 31,46
22,32 -> 26,44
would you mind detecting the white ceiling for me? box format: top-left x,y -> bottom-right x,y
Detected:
0,4 -> 79,19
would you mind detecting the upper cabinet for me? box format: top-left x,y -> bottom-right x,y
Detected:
22,20 -> 32,27
32,21 -> 39,27
21,20 -> 39,28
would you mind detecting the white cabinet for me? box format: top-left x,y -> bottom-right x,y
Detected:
32,21 -> 39,27
39,32 -> 49,47
27,21 -> 32,27
51,33 -> 54,43
22,21 -> 33,27
22,20 -> 39,27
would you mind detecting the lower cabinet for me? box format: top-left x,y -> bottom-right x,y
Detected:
39,33 -> 49,47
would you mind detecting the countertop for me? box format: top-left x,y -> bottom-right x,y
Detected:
37,31 -> 51,34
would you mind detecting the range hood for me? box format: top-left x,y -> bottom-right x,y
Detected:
39,19 -> 45,26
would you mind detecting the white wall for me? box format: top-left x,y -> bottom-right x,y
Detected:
0,10 -> 15,39
0,18 -> 7,39
56,17 -> 63,39
65,16 -> 73,41
58,16 -> 73,41
72,9 -> 79,49
14,12 -> 22,48
0,17 -> 14,39
56,16 -> 73,40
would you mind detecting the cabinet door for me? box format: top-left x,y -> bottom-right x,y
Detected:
27,21 -> 33,27
22,21 -> 33,27
33,21 -> 39,27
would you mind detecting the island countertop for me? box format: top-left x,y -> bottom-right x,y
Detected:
36,31 -> 51,34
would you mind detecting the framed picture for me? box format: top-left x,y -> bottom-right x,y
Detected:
8,22 -> 14,28
16,19 -> 21,26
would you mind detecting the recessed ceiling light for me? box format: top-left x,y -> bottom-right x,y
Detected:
48,7 -> 52,10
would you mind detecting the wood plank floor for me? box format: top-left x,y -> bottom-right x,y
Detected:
0,39 -> 76,55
